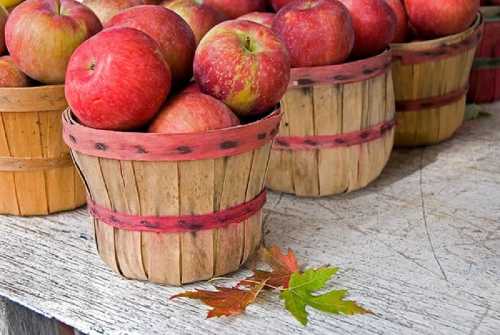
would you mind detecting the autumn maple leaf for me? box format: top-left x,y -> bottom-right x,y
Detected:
171,280 -> 267,318
240,245 -> 299,289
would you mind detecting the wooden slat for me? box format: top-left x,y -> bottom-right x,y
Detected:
179,160 -> 215,284
135,161 -> 181,285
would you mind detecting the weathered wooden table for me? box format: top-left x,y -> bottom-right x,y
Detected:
0,103 -> 499,335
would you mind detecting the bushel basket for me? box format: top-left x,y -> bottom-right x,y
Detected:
0,85 -> 86,215
392,15 -> 483,147
468,7 -> 500,103
63,108 -> 281,285
267,50 -> 395,197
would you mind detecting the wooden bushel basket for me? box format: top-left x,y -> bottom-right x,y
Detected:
62,108 -> 281,285
468,7 -> 500,103
392,15 -> 483,147
0,85 -> 86,215
267,50 -> 395,197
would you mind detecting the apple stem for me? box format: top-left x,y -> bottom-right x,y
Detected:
245,36 -> 252,52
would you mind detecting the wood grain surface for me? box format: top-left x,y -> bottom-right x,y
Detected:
0,103 -> 499,334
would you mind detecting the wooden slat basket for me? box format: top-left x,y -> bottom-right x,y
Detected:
267,50 -> 395,197
468,7 -> 500,103
62,108 -> 281,285
392,15 -> 483,147
0,85 -> 86,215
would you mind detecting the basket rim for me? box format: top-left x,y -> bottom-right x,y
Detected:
391,13 -> 483,51
0,83 -> 64,93
62,107 -> 282,162
290,49 -> 391,75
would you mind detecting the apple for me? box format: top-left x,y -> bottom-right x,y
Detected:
5,0 -> 101,84
182,81 -> 201,94
149,91 -> 240,134
0,55 -> 29,87
82,0 -> 144,25
339,0 -> 396,58
161,0 -> 225,45
270,0 -> 294,11
404,0 -> 479,39
272,0 -> 354,67
238,11 -> 274,28
0,5 -> 7,54
203,0 -> 267,19
65,27 -> 172,130
106,5 -> 196,85
385,0 -> 408,43
194,20 -> 290,116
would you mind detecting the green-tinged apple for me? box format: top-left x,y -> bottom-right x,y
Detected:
5,0 -> 101,84
194,20 -> 290,116
0,5 -> 7,54
106,5 -> 196,85
203,0 -> 267,19
65,27 -> 172,130
237,11 -> 274,28
162,0 -> 225,45
0,55 -> 29,87
82,0 -> 144,25
149,91 -> 240,133
404,0 -> 479,38
272,0 -> 354,67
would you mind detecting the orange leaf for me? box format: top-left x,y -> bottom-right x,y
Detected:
241,245 -> 299,289
171,281 -> 266,318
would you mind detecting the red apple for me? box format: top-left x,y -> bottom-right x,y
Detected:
272,0 -> 354,67
82,0 -> 144,25
270,0 -> 294,11
0,55 -> 29,87
404,0 -> 479,39
339,0 -> 396,58
5,0 -> 101,84
203,0 -> 267,19
194,20 -> 290,116
65,27 -> 172,130
182,81 -> 201,94
149,91 -> 240,133
161,0 -> 225,45
385,0 -> 408,43
106,5 -> 196,85
0,6 -> 7,55
238,11 -> 274,28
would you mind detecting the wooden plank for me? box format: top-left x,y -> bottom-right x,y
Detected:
134,161 -> 181,285
178,159 -> 215,283
215,151 -> 253,275
314,84 -> 347,196
285,87 -> 319,196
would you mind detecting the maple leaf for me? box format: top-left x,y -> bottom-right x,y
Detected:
240,245 -> 299,289
171,280 -> 266,318
281,267 -> 372,326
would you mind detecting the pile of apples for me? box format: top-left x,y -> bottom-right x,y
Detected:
0,0 -> 480,133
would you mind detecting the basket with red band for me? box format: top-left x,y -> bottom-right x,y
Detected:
267,51 -> 396,197
391,14 -> 483,147
62,14 -> 289,285
468,6 -> 500,104
265,0 -> 397,197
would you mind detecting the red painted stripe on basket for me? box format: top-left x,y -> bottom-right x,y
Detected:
289,50 -> 392,87
273,119 -> 395,151
88,190 -> 267,233
62,109 -> 281,161
392,27 -> 483,65
396,86 -> 468,112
